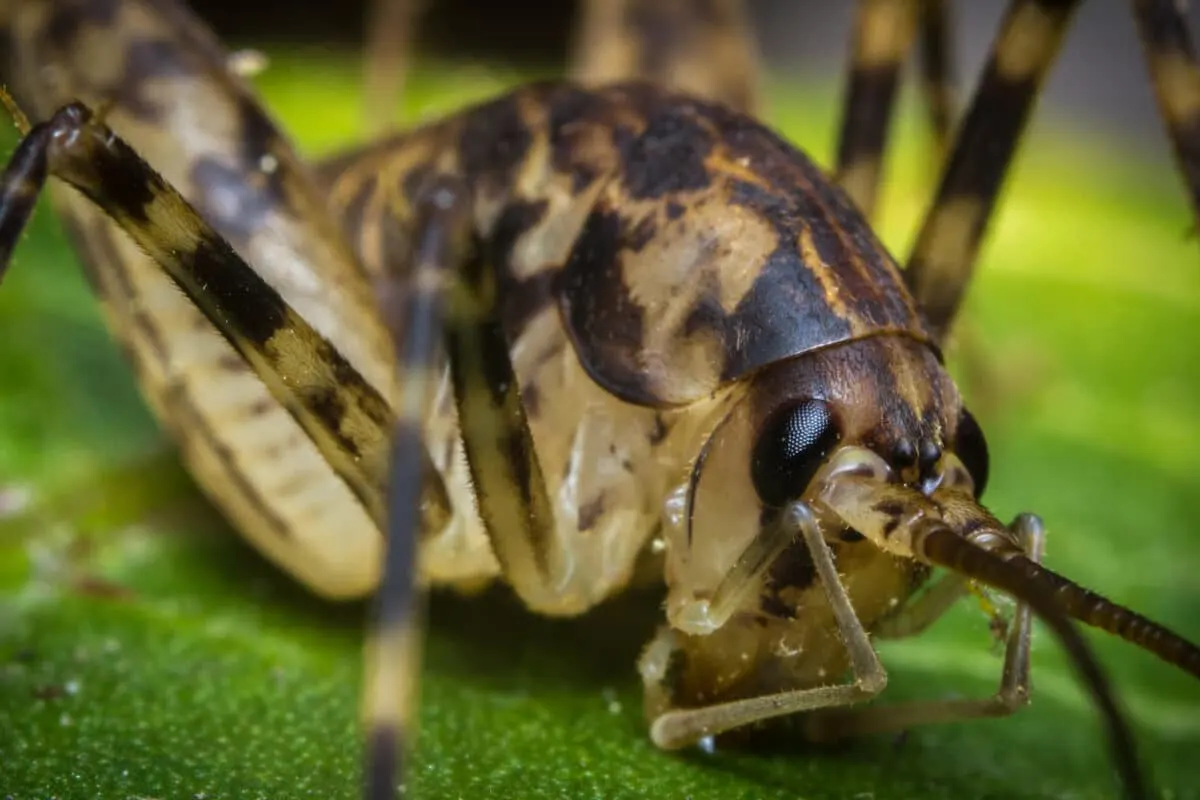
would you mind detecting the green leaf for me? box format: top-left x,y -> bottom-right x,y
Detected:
2,50 -> 1198,800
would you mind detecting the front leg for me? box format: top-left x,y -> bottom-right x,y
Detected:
801,513 -> 1046,742
0,98 -> 453,800
4,0 -> 403,599
640,504 -> 890,748
0,103 -> 398,521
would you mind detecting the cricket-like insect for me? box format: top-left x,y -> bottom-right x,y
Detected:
1,0 -> 1198,798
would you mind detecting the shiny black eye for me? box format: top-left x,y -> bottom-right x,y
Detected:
955,409 -> 989,498
751,399 -> 840,507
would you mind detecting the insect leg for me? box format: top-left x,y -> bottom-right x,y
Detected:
363,0 -> 427,136
916,0 -> 957,164
903,0 -> 1081,341
0,101 -> 400,524
366,174 -> 473,800
648,504 -> 888,749
801,513 -> 1045,741
570,0 -> 762,114
441,217 -> 563,614
835,0 -> 956,219
834,0 -> 921,219
871,571 -> 968,639
1129,0 -> 1200,229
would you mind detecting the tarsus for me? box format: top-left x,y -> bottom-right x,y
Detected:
916,523 -> 1148,800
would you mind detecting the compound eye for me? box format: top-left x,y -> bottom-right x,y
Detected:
751,399 -> 840,507
955,408 -> 990,498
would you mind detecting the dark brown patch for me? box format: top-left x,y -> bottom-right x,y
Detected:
520,380 -> 541,418
43,0 -> 122,54
402,163 -> 436,204
488,199 -> 556,340
767,540 -> 818,596
303,387 -> 352,453
617,103 -> 714,199
214,351 -> 247,372
835,62 -> 904,176
32,684 -> 65,701
458,94 -> 534,189
662,642 -> 690,707
547,87 -> 608,192
648,413 -> 669,445
113,38 -> 194,121
330,357 -> 391,427
874,498 -> 906,518
560,206 -> 651,403
577,494 -> 605,532
882,517 -> 901,538
759,590 -> 796,620
70,574 -> 135,601
74,108 -> 160,224
183,235 -> 290,347
625,214 -> 658,252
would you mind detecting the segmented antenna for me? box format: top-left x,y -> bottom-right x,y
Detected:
914,523 -> 1148,800
1006,555 -> 1200,679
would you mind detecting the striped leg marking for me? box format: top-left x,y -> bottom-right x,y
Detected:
834,0 -> 959,220
834,0 -> 920,220
0,100 -> 401,521
916,0 -> 958,163
1130,0 -> 1200,230
0,95 -> 461,800
903,0 -> 1080,341
366,174 -> 473,800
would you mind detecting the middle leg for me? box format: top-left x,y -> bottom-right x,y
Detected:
801,513 -> 1045,742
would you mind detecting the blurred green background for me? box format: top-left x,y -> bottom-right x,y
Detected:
1,3 -> 1199,799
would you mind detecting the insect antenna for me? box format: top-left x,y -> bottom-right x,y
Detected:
987,544 -> 1200,677
913,522 -> 1149,800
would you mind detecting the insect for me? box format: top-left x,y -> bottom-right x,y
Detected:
0,0 -> 1197,798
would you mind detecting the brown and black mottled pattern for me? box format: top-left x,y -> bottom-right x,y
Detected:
37,102 -> 395,526
323,79 -> 932,407
547,83 -> 930,406
487,199 -> 555,340
457,92 -> 535,196
29,164 -> 227,504
760,537 -> 818,620
41,0 -> 121,52
31,3 -> 199,125
445,250 -> 558,582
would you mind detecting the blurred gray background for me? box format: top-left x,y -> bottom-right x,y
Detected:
195,0 -> 1200,168
759,2 -> 1200,165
